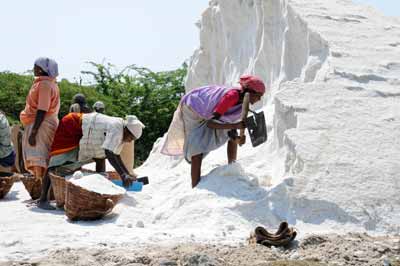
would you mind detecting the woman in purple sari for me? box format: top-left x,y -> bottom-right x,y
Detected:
162,75 -> 266,187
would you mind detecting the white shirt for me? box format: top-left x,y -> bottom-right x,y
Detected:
79,113 -> 125,161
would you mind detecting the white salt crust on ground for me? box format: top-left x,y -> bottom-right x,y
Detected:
1,0 -> 400,262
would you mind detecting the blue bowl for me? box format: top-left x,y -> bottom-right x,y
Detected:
111,180 -> 143,192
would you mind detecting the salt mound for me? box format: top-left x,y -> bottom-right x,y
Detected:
179,0 -> 400,233
1,0 -> 400,261
70,172 -> 126,195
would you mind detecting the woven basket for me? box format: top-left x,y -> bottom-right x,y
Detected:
65,181 -> 124,221
49,169 -> 121,210
0,172 -> 20,199
49,172 -> 68,208
20,174 -> 42,200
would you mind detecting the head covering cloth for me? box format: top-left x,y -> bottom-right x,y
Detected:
34,57 -> 59,78
72,93 -> 86,104
93,101 -> 105,112
125,115 -> 145,139
239,75 -> 266,94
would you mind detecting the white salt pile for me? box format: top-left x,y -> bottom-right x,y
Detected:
1,0 -> 400,262
69,172 -> 126,195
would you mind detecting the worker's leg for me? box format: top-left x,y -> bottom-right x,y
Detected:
227,139 -> 238,164
37,167 -> 56,210
191,154 -> 203,188
94,158 -> 106,173
32,166 -> 45,179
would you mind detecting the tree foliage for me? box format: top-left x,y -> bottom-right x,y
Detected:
81,62 -> 186,164
0,62 -> 186,165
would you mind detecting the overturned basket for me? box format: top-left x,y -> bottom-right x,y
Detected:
0,172 -> 20,199
20,174 -> 42,200
65,180 -> 124,221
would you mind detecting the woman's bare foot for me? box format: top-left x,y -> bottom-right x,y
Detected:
37,200 -> 56,210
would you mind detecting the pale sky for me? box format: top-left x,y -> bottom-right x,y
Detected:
0,0 -> 398,82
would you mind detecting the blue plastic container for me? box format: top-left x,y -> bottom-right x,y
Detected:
112,180 -> 143,192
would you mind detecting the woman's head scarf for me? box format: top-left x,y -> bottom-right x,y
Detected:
34,57 -> 59,78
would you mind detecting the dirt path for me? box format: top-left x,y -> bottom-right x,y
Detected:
2,233 -> 400,266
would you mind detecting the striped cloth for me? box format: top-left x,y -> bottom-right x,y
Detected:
22,115 -> 59,171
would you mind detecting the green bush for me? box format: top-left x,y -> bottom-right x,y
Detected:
81,62 -> 186,164
0,62 -> 186,166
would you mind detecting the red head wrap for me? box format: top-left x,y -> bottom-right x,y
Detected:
239,75 -> 266,94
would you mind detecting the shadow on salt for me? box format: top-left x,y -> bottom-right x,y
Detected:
29,206 -> 65,216
69,211 -> 121,226
0,190 -> 19,202
197,164 -> 359,228
230,177 -> 360,228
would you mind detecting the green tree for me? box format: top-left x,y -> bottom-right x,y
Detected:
0,61 -> 187,166
0,72 -> 32,124
82,62 -> 187,165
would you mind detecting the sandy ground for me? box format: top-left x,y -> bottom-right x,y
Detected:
2,233 -> 400,266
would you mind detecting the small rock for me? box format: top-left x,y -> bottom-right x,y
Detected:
271,246 -> 279,253
182,254 -> 217,266
378,246 -> 391,254
158,258 -> 178,266
343,255 -> 350,261
290,252 -> 300,260
221,248 -> 230,255
226,225 -> 235,231
353,250 -> 364,257
301,235 -> 328,247
126,223 -> 133,228
133,256 -> 152,264
136,221 -> 144,228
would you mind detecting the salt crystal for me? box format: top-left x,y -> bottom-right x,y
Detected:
136,221 -> 145,228
70,173 -> 126,195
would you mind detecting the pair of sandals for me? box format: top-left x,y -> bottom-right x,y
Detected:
250,221 -> 297,247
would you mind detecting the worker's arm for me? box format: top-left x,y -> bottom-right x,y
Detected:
207,112 -> 246,145
28,110 -> 46,146
93,158 -> 106,173
105,149 -> 137,187
206,112 -> 246,130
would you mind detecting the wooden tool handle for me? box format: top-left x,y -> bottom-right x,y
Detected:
240,93 -> 250,139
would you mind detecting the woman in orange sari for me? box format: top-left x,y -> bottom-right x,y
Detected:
20,57 -> 60,184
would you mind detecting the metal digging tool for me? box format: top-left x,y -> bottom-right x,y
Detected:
245,110 -> 267,147
239,92 -> 250,146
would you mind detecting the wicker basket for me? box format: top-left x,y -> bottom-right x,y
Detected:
49,170 -> 121,210
49,172 -> 68,208
0,172 -> 20,199
20,174 -> 42,200
65,180 -> 124,221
